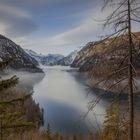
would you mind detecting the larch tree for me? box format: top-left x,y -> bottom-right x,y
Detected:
101,0 -> 140,140
103,102 -> 126,140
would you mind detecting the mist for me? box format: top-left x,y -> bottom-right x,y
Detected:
0,69 -> 45,91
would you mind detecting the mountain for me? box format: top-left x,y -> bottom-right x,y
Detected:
71,41 -> 108,72
57,51 -> 77,66
25,49 -> 45,63
26,49 -> 77,66
41,54 -> 64,66
72,32 -> 140,74
71,42 -> 96,68
0,35 -> 43,72
25,49 -> 64,66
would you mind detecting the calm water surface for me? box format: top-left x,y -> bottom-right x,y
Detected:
33,66 -> 109,135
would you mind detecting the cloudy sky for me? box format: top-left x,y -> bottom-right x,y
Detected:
0,0 -> 139,55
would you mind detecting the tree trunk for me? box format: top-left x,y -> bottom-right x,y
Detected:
127,0 -> 134,140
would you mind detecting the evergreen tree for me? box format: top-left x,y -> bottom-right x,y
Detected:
0,59 -> 36,140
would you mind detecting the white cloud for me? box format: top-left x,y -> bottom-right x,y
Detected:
2,0 -> 140,55
45,19 -> 100,46
23,4 -> 110,50
14,3 -> 110,55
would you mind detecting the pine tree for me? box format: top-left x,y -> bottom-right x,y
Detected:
0,59 -> 36,140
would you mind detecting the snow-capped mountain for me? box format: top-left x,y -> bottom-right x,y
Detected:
25,49 -> 44,63
25,49 -> 64,66
0,35 -> 43,72
26,49 -> 77,66
57,51 -> 77,66
41,54 -> 64,66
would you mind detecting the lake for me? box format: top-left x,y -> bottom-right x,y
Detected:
32,66 -> 110,136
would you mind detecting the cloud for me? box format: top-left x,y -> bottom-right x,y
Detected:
18,17 -> 101,55
45,19 -> 100,47
29,4 -> 109,48
0,4 -> 37,38
18,3 -> 112,55
3,0 -> 139,56
0,0 -> 93,6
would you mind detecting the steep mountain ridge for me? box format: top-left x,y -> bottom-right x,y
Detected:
0,35 -> 43,72
72,32 -> 140,73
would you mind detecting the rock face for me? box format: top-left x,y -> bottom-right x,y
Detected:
0,35 -> 43,72
25,49 -> 64,66
57,51 -> 77,66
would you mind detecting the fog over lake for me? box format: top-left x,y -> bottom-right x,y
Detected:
32,66 -> 108,135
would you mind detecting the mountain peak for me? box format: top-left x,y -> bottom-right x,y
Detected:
26,49 -> 77,66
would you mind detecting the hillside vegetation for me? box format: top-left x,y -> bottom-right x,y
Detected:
72,32 -> 140,73
72,32 -> 140,92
